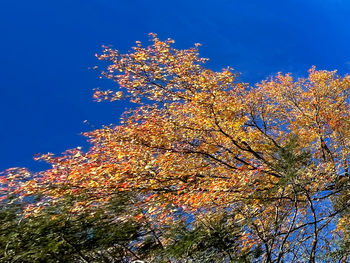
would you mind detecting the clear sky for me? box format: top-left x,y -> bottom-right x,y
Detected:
1,0 -> 350,171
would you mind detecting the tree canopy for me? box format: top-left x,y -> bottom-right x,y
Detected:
2,34 -> 350,262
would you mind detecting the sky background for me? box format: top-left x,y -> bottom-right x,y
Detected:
1,0 -> 350,171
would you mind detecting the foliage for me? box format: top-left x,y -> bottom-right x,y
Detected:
0,193 -> 146,262
2,34 -> 350,262
158,212 -> 257,262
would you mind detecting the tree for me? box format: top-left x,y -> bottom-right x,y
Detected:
0,191 -> 151,263
2,33 -> 350,262
158,211 -> 257,262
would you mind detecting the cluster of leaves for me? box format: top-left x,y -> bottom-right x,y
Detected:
2,34 -> 350,262
0,193 -> 256,262
0,192 -> 147,262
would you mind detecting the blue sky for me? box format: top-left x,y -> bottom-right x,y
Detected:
1,0 -> 350,171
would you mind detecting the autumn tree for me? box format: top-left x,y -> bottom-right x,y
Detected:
2,34 -> 350,262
